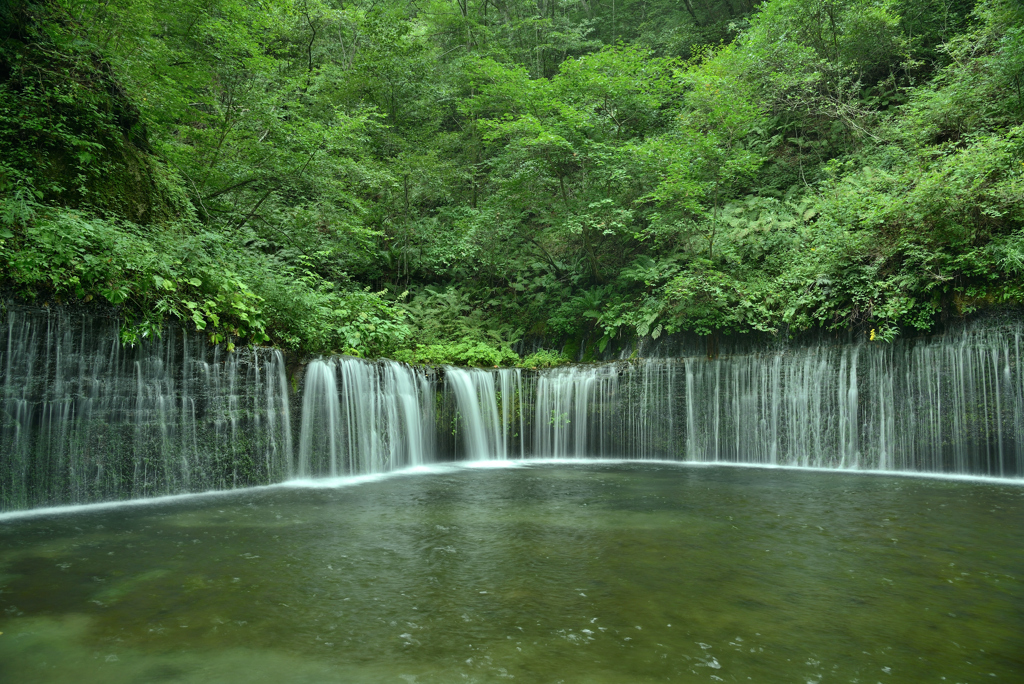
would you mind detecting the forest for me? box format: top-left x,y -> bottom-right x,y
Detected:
1,0 -> 1022,365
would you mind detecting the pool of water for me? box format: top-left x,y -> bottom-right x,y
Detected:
1,462 -> 1022,683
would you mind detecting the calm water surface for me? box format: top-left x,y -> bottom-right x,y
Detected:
1,463 -> 1022,683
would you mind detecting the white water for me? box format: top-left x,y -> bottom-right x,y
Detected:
7,457 -> 1023,524
534,364 -> 618,458
446,367 -> 523,460
297,357 -> 435,476
2,306 -> 1022,512
449,324 -> 1024,475
0,307 -> 292,510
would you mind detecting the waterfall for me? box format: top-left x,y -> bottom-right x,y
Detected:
515,325 -> 1023,475
0,306 -> 293,510
297,357 -> 435,477
534,364 -> 618,458
445,367 -> 523,460
2,305 -> 1022,512
297,358 -> 342,476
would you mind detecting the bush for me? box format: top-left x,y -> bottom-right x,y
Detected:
520,349 -> 571,368
392,341 -> 520,367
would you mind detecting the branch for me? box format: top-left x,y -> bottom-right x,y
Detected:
200,176 -> 263,202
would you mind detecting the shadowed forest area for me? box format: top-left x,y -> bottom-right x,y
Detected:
1,0 -> 1021,364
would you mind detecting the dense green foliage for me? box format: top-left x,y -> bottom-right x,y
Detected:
1,0 -> 1021,362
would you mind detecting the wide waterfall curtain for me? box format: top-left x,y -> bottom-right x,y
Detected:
2,306 -> 1021,511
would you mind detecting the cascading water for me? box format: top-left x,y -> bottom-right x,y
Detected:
518,324 -> 1023,475
297,357 -> 435,476
2,306 -> 1021,512
432,322 -> 1022,476
534,364 -> 619,458
0,306 -> 292,510
445,367 -> 524,460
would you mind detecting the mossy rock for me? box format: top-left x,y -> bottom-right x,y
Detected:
0,0 -> 188,225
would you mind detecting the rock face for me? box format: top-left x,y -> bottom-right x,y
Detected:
1,0 -> 187,224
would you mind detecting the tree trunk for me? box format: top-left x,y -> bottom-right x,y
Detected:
681,0 -> 702,27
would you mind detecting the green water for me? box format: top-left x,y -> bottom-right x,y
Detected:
0,463 -> 1022,683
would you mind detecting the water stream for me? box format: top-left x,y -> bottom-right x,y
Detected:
297,357 -> 436,477
2,305 -> 1022,511
448,323 -> 1023,477
445,367 -> 524,461
0,308 -> 292,511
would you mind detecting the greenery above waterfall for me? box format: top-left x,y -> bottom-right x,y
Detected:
1,0 -> 1022,361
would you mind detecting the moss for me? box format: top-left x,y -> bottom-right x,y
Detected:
561,338 -> 580,363
580,339 -> 597,363
520,349 -> 570,368
0,0 -> 187,225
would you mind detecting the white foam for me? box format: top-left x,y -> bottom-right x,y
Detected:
2,458 -> 1020,522
459,460 -> 525,469
278,463 -> 462,489
0,485 -> 277,522
510,457 -> 1024,486
0,463 -> 481,521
